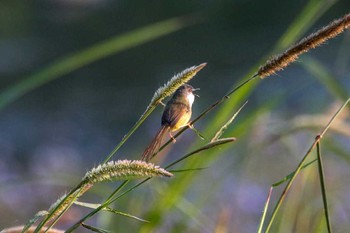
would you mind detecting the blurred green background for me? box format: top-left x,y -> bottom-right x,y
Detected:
0,0 -> 350,232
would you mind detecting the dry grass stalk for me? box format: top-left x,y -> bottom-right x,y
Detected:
258,13 -> 350,78
0,226 -> 63,233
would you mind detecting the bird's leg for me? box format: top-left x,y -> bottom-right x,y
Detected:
169,132 -> 177,143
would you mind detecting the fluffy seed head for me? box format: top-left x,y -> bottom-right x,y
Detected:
258,13 -> 350,78
82,159 -> 173,185
148,63 -> 206,109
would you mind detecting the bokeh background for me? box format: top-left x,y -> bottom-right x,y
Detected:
1,0 -> 350,232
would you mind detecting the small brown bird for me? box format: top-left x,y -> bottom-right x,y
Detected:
142,84 -> 198,162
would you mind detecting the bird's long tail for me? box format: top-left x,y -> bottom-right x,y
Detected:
141,126 -> 168,162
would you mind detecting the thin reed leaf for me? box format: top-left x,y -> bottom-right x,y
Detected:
81,223 -> 113,233
74,201 -> 149,223
0,16 -> 196,110
265,98 -> 350,233
104,207 -> 149,223
257,187 -> 273,233
211,101 -> 248,142
272,159 -> 317,187
188,125 -> 206,141
316,142 -> 333,233
165,138 -> 236,169
169,167 -> 208,173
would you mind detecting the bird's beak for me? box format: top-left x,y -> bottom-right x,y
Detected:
192,88 -> 200,97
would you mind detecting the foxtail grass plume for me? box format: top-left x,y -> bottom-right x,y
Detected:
82,159 -> 173,185
258,13 -> 350,79
148,63 -> 206,109
45,160 -> 171,223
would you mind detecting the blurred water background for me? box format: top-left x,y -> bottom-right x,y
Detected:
1,1 -> 350,232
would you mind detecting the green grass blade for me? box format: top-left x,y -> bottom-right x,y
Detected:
211,100 -> 248,142
316,142 -> 333,233
81,223 -> 113,233
257,187 -> 273,233
169,167 -> 208,173
165,138 -> 236,169
0,15 -> 196,110
74,201 -> 149,223
104,207 -> 149,223
272,159 -> 317,187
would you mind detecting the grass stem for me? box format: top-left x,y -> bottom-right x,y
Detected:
316,142 -> 333,233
